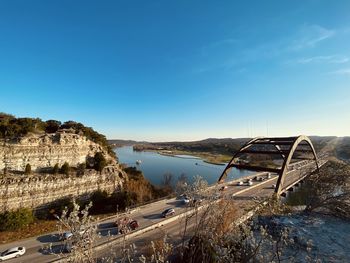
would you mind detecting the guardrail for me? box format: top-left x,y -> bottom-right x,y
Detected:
97,172 -> 267,224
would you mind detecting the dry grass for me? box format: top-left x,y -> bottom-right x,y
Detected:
0,220 -> 57,244
143,237 -> 168,259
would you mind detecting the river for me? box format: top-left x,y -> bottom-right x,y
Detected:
114,146 -> 251,186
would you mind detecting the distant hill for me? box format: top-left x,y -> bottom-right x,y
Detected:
110,136 -> 350,162
336,137 -> 350,161
108,139 -> 148,147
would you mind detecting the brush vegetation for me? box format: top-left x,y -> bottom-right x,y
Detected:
0,112 -> 116,159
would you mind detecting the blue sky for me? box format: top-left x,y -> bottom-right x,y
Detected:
0,0 -> 349,141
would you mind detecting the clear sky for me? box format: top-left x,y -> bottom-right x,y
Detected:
0,1 -> 349,141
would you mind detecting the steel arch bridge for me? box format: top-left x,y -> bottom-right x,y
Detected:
218,135 -> 319,195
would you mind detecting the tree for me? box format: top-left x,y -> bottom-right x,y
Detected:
175,173 -> 189,196
94,152 -> 106,172
162,173 -> 173,187
0,208 -> 34,231
24,164 -> 31,175
192,175 -> 208,194
45,120 -> 61,133
304,160 -> 350,218
89,190 -> 109,214
53,163 -> 59,174
50,201 -> 97,262
60,162 -> 70,175
77,163 -> 86,175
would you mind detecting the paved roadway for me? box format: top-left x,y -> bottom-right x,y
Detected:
0,160 -> 323,262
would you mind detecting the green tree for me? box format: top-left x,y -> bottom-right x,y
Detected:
45,120 -> 61,133
94,152 -> 107,172
89,190 -> 109,214
24,164 -> 31,175
110,191 -> 135,211
60,162 -> 70,175
53,163 -> 59,174
0,208 -> 34,231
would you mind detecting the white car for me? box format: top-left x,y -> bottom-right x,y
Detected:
60,231 -> 73,241
0,247 -> 26,261
162,208 -> 175,218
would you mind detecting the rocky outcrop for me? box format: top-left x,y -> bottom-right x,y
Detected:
0,131 -> 114,172
0,165 -> 126,212
0,131 -> 128,212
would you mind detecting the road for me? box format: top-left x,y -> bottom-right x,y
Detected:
0,160 -> 322,263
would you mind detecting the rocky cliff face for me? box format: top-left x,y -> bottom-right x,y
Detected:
0,130 -> 128,212
0,131 -> 114,172
0,166 -> 126,212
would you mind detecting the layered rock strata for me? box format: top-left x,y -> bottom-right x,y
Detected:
0,165 -> 126,212
0,131 -> 113,172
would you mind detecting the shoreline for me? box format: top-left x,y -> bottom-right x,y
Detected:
114,145 -> 231,166
141,149 -> 229,166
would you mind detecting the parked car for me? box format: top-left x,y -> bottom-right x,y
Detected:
162,208 -> 175,218
0,247 -> 26,261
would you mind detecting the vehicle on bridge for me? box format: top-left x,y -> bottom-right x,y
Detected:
218,135 -> 319,196
0,246 -> 26,261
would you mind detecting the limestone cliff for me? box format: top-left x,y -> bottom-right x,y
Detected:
0,166 -> 126,212
0,131 -> 115,172
0,118 -> 128,212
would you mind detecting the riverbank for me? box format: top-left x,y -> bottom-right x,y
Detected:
146,149 -> 230,165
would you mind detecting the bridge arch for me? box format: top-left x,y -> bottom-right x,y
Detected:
218,135 -> 319,195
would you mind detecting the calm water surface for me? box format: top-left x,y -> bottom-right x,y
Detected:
115,146 -> 251,185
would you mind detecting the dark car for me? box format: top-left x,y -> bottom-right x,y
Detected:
116,218 -> 139,234
162,208 -> 175,218
129,220 -> 139,230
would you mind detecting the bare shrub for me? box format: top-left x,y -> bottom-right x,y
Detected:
51,200 -> 98,262
141,236 -> 173,263
178,199 -> 311,263
304,160 -> 350,218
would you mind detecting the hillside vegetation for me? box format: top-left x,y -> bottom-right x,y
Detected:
0,113 -> 116,159
126,136 -> 350,164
